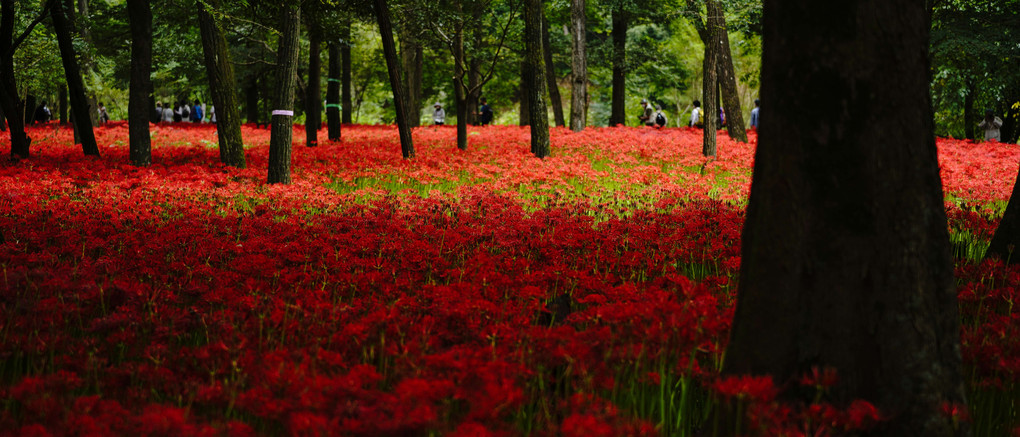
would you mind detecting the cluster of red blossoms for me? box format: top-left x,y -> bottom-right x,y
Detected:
0,122 -> 1018,435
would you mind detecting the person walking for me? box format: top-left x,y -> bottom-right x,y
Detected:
162,102 -> 174,123
979,109 -> 1003,142
478,98 -> 493,126
433,103 -> 445,125
191,99 -> 204,123
749,98 -> 760,130
690,100 -> 702,127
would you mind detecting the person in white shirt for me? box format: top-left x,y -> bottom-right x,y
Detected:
433,103 -> 445,125
161,101 -> 174,123
979,109 -> 1003,142
690,100 -> 702,127
208,105 -> 216,123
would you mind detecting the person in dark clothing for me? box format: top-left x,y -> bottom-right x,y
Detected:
34,101 -> 51,124
477,98 -> 493,126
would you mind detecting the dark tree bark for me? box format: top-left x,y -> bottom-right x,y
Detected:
452,12 -> 469,149
542,14 -> 564,128
198,0 -> 245,167
569,0 -> 587,132
964,76 -> 975,140
609,8 -> 627,126
375,0 -> 414,159
523,0 -> 549,158
52,0 -> 99,156
988,164 -> 1020,263
399,26 -> 423,128
245,79 -> 259,124
701,0 -> 719,158
724,0 -> 967,435
305,28 -> 321,147
709,0 -> 747,143
0,0 -> 34,158
24,95 -> 35,125
267,4 -> 300,184
341,21 -> 352,124
127,0 -> 152,166
326,42 -> 341,141
58,85 -> 67,124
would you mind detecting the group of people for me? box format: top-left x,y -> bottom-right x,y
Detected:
430,98 -> 493,126
153,100 -> 215,124
642,98 -> 761,130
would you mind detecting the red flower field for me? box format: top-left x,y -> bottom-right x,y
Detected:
1,122 -> 1017,436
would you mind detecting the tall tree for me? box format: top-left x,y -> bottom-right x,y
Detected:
326,42 -> 341,141
341,20 -> 352,124
267,4 -> 300,183
568,0 -> 587,132
701,0 -> 719,158
305,27 -> 322,147
608,7 -> 627,126
541,14 -> 564,128
0,0 -> 48,158
51,0 -> 99,156
126,0 -> 152,166
375,0 -> 414,158
198,0 -> 245,167
709,0 -> 747,143
523,0 -> 549,157
399,25 -> 423,128
724,0 -> 967,434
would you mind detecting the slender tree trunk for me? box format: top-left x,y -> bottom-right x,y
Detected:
701,1 -> 719,158
24,95 -> 35,125
399,26 -> 423,128
341,21 -> 352,124
198,0 -> 245,166
609,8 -> 627,126
0,0 -> 29,158
453,18 -> 469,150
69,0 -> 98,126
52,0 -> 99,156
375,0 -> 414,159
710,0 -> 747,142
326,42 -> 341,141
127,0 -> 152,166
523,0 -> 549,157
245,80 -> 259,124
1002,93 -> 1020,144
58,85 -> 67,124
964,76 -> 975,140
725,1 -> 967,435
267,4 -> 300,184
467,22 -> 483,125
542,14 -> 564,128
988,163 -> 1020,263
305,28 -> 321,147
569,0 -> 587,132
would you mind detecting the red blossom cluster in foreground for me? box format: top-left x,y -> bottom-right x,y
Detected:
1,122 -> 1018,435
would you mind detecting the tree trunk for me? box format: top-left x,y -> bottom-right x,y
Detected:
399,26 -> 423,129
375,0 -> 414,159
519,61 -> 530,126
523,0 -> 549,158
52,0 -> 99,156
24,94 -> 35,125
267,4 -> 300,184
467,21 -> 483,126
542,14 -> 564,128
127,0 -> 152,166
58,85 -> 67,124
963,76 -> 975,140
69,0 -> 98,127
701,1 -> 719,158
341,21 -> 352,124
198,0 -> 245,167
710,0 -> 747,143
609,8 -> 627,126
569,0 -> 587,132
326,42 -> 341,141
0,0 -> 29,158
988,163 -> 1020,263
1003,95 -> 1020,144
305,28 -> 321,147
245,79 -> 259,125
453,17 -> 469,150
724,1 -> 967,434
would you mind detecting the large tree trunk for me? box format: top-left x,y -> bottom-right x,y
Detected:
267,4 -> 300,184
569,0 -> 587,132
326,42 -> 341,141
341,21 -> 352,124
199,0 -> 245,167
305,28 -> 321,147
542,14 -> 564,128
127,0 -> 152,166
701,0 -> 719,158
52,0 -> 99,156
724,0 -> 967,435
710,0 -> 747,143
399,26 -> 423,128
523,0 -> 549,158
0,0 -> 29,158
609,8 -> 627,126
988,163 -> 1020,263
375,0 -> 414,159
